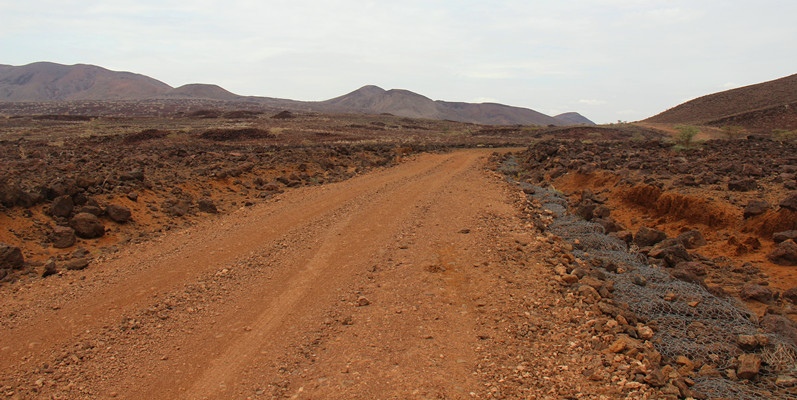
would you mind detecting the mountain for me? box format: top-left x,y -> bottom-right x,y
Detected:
554,112 -> 596,126
164,84 -> 242,101
0,62 -> 594,126
0,62 -> 172,101
321,85 -> 594,126
645,73 -> 797,130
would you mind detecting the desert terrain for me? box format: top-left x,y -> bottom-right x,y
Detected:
1,69 -> 797,399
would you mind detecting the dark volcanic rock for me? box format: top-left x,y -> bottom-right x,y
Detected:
728,179 -> 757,192
51,226 -> 76,248
768,239 -> 797,266
105,204 -> 132,223
648,239 -> 692,267
0,243 -> 24,270
50,195 -> 74,218
783,287 -> 797,304
774,231 -> 797,243
64,257 -> 89,271
70,212 -> 106,239
197,198 -> 218,214
677,230 -> 707,249
635,226 -> 667,247
42,259 -> 58,277
781,193 -> 797,211
739,284 -> 774,302
743,200 -> 770,219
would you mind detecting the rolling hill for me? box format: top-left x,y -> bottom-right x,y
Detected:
0,62 -> 594,126
645,73 -> 797,131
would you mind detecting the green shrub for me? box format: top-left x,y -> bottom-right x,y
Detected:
674,125 -> 700,149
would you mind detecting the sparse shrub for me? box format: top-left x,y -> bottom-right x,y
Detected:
773,129 -> 797,142
674,125 -> 700,149
721,125 -> 745,139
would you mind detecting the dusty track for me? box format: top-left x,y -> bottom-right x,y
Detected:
1,149 -> 625,399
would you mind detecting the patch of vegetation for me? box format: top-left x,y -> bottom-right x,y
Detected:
721,125 -> 746,139
673,125 -> 700,150
773,129 -> 797,142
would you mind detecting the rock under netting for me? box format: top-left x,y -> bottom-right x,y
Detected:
527,184 -> 797,400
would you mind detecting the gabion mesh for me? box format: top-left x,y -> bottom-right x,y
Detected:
525,184 -> 797,399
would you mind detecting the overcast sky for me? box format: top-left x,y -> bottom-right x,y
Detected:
2,1 -> 795,123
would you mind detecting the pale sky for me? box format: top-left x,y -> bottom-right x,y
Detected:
1,1 -> 795,123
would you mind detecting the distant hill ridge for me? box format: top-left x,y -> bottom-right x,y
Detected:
0,62 -> 594,126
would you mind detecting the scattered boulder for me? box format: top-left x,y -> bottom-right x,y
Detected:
736,354 -> 762,380
780,193 -> 797,211
105,204 -> 132,223
768,239 -> 797,266
64,257 -> 89,271
70,212 -> 106,239
739,284 -> 774,303
42,259 -> 58,277
648,239 -> 692,267
119,170 -> 145,181
676,230 -> 707,249
774,231 -> 797,243
0,243 -> 24,269
783,287 -> 797,304
728,178 -> 757,192
51,226 -> 77,248
635,226 -> 667,247
743,200 -> 770,219
165,199 -> 191,217
79,205 -> 104,216
197,198 -> 218,214
50,195 -> 74,218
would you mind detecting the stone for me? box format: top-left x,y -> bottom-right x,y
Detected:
739,284 -> 774,302
42,259 -> 58,277
79,205 -> 103,216
737,335 -> 760,351
783,287 -> 797,303
760,314 -> 797,345
197,198 -> 218,214
743,200 -> 770,219
634,226 -> 667,247
768,239 -> 797,266
0,243 -> 24,270
119,170 -> 145,181
577,285 -> 601,303
736,354 -> 761,380
70,212 -> 106,239
51,226 -> 76,248
356,296 -> 370,307
105,204 -> 132,223
637,324 -> 654,340
677,230 -> 707,249
780,192 -> 797,211
773,230 -> 797,244
728,178 -> 757,192
648,239 -> 692,267
50,195 -> 74,218
64,257 -> 89,271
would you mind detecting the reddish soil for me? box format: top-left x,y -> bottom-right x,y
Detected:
0,150 -> 662,399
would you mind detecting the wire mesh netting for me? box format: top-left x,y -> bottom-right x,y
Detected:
525,183 -> 797,399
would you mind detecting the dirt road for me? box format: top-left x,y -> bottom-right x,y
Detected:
0,150 -> 625,399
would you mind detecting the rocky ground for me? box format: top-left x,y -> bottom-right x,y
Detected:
497,134 -> 797,398
2,108 -> 797,399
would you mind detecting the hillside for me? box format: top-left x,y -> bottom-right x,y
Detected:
645,73 -> 797,130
